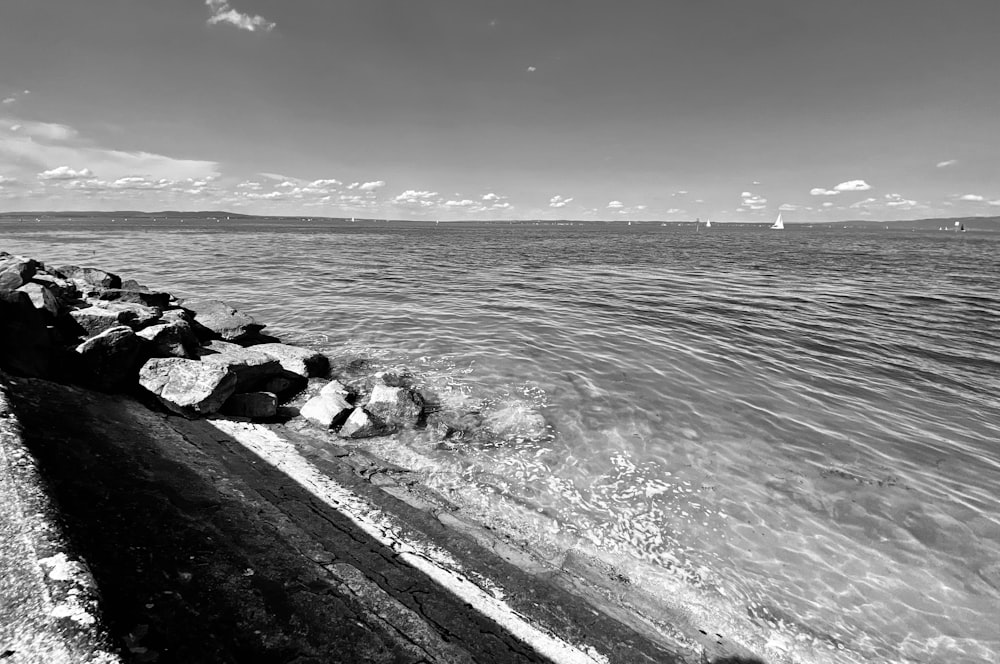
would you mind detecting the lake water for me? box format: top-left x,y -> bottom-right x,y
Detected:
4,218 -> 999,664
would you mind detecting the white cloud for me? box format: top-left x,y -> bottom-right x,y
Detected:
205,0 -> 276,32
549,195 -> 573,208
884,193 -> 918,209
752,181 -> 761,185
936,159 -> 958,168
849,197 -> 877,208
236,180 -> 262,190
834,179 -> 871,192
959,193 -> 984,201
635,204 -> 647,210
778,203 -> 800,211
10,120 -> 77,142
527,66 -> 537,72
37,166 -> 94,180
358,180 -> 385,191
607,200 -> 624,209
393,189 -> 440,208
739,191 -> 767,210
0,175 -> 17,186
444,199 -> 476,208
810,187 -> 839,196
1,98 -> 14,105
989,199 -> 1000,207
821,202 -> 834,208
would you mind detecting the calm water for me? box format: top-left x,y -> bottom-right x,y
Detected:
5,219 -> 1000,663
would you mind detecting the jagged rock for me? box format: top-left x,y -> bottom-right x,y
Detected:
90,300 -> 162,329
260,371 -> 307,403
251,343 -> 329,378
160,308 -> 193,324
138,357 -> 237,418
0,254 -> 39,291
96,288 -> 172,308
182,298 -> 264,343
300,380 -> 352,428
221,391 -> 277,419
16,282 -> 62,318
364,384 -> 423,431
480,398 -> 549,442
68,306 -> 123,338
0,289 -> 52,377
56,265 -> 122,289
196,340 -> 281,390
29,273 -> 78,300
338,407 -> 390,439
136,320 -> 198,358
74,326 -> 142,391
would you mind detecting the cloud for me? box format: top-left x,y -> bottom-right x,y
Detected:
739,191 -> 767,210
393,189 -> 440,208
821,202 -> 834,208
1,98 -> 14,105
959,193 -> 984,201
236,180 -> 262,190
0,175 -> 17,186
849,197 -> 877,208
884,193 -> 918,209
205,0 -> 276,32
37,166 -> 94,180
549,195 -> 573,208
810,187 -> 839,196
10,120 -> 77,141
358,180 -> 385,191
607,200 -> 624,209
936,159 -> 958,168
989,199 -> 1000,207
833,179 -> 871,192
526,66 -> 537,72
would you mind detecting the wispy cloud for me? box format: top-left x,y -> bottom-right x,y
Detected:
884,193 -> 918,209
936,159 -> 958,168
549,195 -> 573,208
205,0 -> 276,32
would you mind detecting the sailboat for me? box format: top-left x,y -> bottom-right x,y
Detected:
769,213 -> 784,230
705,218 -> 712,228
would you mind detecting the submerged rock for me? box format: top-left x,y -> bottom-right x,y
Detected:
479,398 -> 549,442
252,343 -> 329,378
138,357 -> 237,418
182,298 -> 264,343
299,380 -> 352,428
74,326 -> 142,391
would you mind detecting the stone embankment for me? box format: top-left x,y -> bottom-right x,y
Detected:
0,251 -> 762,664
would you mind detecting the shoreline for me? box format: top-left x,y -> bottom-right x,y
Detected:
0,250 -> 763,663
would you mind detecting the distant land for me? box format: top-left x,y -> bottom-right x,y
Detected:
1,210 -> 999,231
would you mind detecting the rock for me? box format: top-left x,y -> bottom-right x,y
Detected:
29,273 -> 79,300
251,343 -> 329,378
16,282 -> 62,318
136,320 -> 198,358
68,306 -> 124,338
0,254 -> 39,291
138,357 -> 237,418
120,278 -> 149,292
96,288 -> 172,308
425,409 -> 483,442
196,340 -> 281,390
90,300 -> 162,329
480,399 -> 549,442
364,384 -> 423,431
299,380 -> 352,428
221,392 -> 277,419
182,298 -> 264,343
56,265 -> 122,289
160,308 -> 193,324
260,371 -> 307,403
74,326 -> 142,391
338,408 -> 390,439
0,289 -> 52,377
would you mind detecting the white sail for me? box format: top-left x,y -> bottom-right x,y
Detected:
705,218 -> 712,228
769,213 -> 784,230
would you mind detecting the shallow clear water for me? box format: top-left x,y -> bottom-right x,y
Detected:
5,219 -> 1000,663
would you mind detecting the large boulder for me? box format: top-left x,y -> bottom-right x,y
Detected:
260,371 -> 307,403
221,392 -> 277,419
338,408 -> 390,439
196,340 -> 281,390
56,265 -> 122,290
96,288 -> 172,308
69,301 -> 162,338
68,306 -> 124,338
251,343 -> 328,378
74,326 -> 142,391
0,289 -> 52,377
16,282 -> 62,319
30,272 -> 79,301
0,254 -> 39,291
138,357 -> 237,418
182,298 -> 264,343
136,320 -> 198,358
299,380 -> 352,428
364,384 -> 423,431
90,300 -> 162,329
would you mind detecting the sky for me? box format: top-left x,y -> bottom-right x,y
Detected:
1,0 -> 999,222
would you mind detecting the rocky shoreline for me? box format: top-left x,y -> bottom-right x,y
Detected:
1,250 -> 764,664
